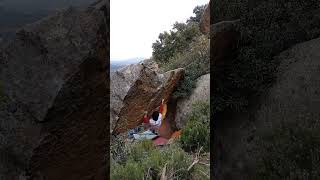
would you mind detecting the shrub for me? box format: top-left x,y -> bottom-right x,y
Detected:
212,0 -> 320,115
252,118 -> 320,179
141,144 -> 193,179
167,35 -> 209,99
180,121 -> 210,152
152,4 -> 207,64
162,145 -> 193,179
151,4 -> 209,100
160,35 -> 209,72
152,22 -> 201,64
111,160 -> 145,180
187,5 -> 207,23
192,163 -> 210,180
180,101 -> 210,152
172,62 -> 208,99
187,101 -> 210,124
141,148 -> 166,176
110,140 -> 195,180
128,139 -> 155,162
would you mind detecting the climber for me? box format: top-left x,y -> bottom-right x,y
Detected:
143,99 -> 165,134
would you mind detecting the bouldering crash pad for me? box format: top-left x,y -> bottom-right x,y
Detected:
133,130 -> 158,140
152,136 -> 169,146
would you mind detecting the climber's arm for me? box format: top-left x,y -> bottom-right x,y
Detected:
159,99 -> 164,113
143,111 -> 149,124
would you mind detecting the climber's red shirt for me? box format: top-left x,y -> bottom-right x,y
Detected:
143,103 -> 164,124
143,115 -> 149,124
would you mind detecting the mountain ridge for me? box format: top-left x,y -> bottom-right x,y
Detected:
110,57 -> 144,71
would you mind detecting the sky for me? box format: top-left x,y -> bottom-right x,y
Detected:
111,0 -> 209,61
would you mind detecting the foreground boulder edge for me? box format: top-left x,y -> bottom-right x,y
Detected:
0,1 -> 109,179
214,37 -> 320,179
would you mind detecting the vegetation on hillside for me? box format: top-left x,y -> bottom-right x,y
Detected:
180,101 -> 210,152
110,100 -> 210,180
152,5 -> 206,64
111,140 -> 209,180
152,5 -> 210,99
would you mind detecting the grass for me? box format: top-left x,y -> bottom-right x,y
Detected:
110,140 -> 210,180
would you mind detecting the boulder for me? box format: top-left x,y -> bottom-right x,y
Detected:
214,37 -> 320,179
110,62 -> 184,134
256,37 -> 320,127
0,1 -> 109,179
175,74 -> 210,129
199,0 -> 240,67
211,19 -> 240,67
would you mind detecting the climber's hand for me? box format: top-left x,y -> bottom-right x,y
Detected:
162,99 -> 165,104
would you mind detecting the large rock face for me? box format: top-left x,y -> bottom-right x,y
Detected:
257,37 -> 320,125
0,1 -> 109,179
110,62 -> 184,134
199,0 -> 240,67
211,20 -> 240,67
175,74 -> 210,129
214,37 -> 320,179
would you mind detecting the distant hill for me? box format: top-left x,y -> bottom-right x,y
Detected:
110,57 -> 144,72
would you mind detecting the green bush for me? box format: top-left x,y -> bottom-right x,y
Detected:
160,35 -> 209,72
152,4 -> 207,64
192,162 -> 210,180
172,62 -> 208,99
212,0 -> 320,115
162,145 -> 193,179
111,160 -> 145,180
152,4 -> 209,100
152,22 -> 201,64
167,35 -> 209,99
252,118 -> 320,179
110,141 -> 194,180
180,101 -> 210,152
187,5 -> 207,23
128,139 -> 155,162
142,144 -> 193,179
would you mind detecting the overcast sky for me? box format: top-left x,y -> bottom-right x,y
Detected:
111,0 -> 209,61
